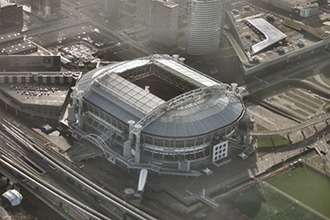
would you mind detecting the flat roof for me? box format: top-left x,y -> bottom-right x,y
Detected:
2,42 -> 37,55
154,59 -> 220,88
248,18 -> 287,54
0,33 -> 22,45
1,84 -> 69,106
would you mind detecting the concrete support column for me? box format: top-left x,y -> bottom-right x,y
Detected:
59,76 -> 64,84
128,120 -> 135,142
77,97 -> 83,128
134,124 -> 142,164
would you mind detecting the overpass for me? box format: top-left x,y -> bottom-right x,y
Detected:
250,113 -> 330,136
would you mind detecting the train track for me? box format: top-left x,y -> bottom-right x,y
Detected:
0,154 -> 110,220
0,118 -> 157,220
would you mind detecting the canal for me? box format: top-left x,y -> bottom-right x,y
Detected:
223,163 -> 330,220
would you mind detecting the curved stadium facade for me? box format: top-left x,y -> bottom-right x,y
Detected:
68,55 -> 245,176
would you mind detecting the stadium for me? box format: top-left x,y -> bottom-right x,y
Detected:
67,54 -> 245,176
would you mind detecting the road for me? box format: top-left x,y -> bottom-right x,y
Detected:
243,53 -> 330,96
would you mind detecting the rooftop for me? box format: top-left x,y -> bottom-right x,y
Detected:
1,84 -> 69,107
0,1 -> 16,7
0,32 -> 22,45
247,18 -> 287,54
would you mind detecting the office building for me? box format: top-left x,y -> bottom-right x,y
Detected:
99,0 -> 120,19
31,0 -> 61,18
186,0 -> 225,55
149,0 -> 179,49
0,2 -> 23,34
136,0 -> 150,25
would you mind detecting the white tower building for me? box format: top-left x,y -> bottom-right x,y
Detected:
186,0 -> 225,55
149,0 -> 179,48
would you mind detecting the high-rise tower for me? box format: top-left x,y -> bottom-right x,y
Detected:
99,0 -> 119,19
136,0 -> 150,26
31,0 -> 61,18
186,0 -> 225,55
149,0 -> 179,49
0,2 -> 23,34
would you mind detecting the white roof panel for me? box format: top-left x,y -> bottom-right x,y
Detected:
97,74 -> 165,114
248,18 -> 287,54
155,59 -> 219,87
111,59 -> 150,74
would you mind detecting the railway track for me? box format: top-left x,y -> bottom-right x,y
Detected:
0,118 -> 157,220
0,154 -> 110,220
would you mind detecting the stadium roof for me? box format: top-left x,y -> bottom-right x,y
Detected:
248,18 -> 287,54
143,93 -> 244,137
96,73 -> 164,115
77,55 -> 245,138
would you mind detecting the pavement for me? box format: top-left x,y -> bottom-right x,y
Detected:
0,206 -> 10,220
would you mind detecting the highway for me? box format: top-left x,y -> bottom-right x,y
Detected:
0,115 -> 157,220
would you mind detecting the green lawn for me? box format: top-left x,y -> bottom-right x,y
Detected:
306,154 -> 323,164
319,64 -> 330,86
320,73 -> 330,86
256,124 -> 290,151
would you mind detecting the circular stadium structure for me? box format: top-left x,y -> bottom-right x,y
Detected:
67,55 -> 245,176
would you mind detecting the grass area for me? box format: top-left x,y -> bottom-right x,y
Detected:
257,136 -> 273,148
320,73 -> 330,86
266,165 -> 330,218
324,103 -> 330,113
223,180 -> 326,220
319,64 -> 330,86
272,135 -> 291,146
306,154 -> 323,164
305,75 -> 319,84
292,70 -> 313,80
256,125 -> 290,151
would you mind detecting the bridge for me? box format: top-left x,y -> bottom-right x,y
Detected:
250,113 -> 330,136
